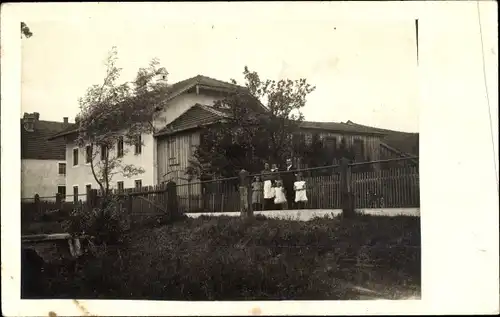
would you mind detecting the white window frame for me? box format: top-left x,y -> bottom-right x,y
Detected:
58,161 -> 67,175
117,181 -> 124,193
85,145 -> 92,165
72,184 -> 79,203
117,136 -> 124,158
134,135 -> 142,155
72,147 -> 79,167
57,185 -> 66,200
134,179 -> 142,189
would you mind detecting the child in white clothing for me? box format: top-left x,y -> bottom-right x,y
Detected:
294,173 -> 308,209
273,179 -> 287,210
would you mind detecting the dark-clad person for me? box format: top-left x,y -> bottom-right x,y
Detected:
281,158 -> 297,209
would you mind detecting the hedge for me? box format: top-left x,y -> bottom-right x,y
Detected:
25,214 -> 420,300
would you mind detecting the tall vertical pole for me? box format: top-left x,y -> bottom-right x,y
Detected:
415,19 -> 419,66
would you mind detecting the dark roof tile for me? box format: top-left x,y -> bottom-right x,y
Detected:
344,120 -> 419,156
156,107 -> 388,137
154,104 -> 230,136
21,120 -> 74,160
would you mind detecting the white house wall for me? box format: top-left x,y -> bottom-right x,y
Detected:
21,159 -> 65,200
153,92 -> 220,129
65,133 -> 155,199
64,91 -> 220,197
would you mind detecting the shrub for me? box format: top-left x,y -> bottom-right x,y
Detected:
62,195 -> 130,244
44,215 -> 420,300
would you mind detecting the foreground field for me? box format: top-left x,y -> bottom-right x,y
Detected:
26,214 -> 421,300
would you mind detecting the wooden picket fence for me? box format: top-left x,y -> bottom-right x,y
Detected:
351,166 -> 420,208
123,162 -> 419,214
20,158 -> 420,219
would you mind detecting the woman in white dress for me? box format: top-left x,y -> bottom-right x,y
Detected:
294,173 -> 308,209
261,163 -> 276,210
273,179 -> 287,210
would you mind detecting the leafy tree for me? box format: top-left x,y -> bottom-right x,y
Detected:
21,22 -> 33,38
187,67 -> 315,178
76,47 -> 168,205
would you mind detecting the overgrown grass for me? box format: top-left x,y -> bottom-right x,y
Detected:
33,214 -> 421,300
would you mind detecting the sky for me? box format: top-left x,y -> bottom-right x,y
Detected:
20,4 -> 420,132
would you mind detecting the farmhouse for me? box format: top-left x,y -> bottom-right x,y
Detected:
48,74 -> 411,202
48,75 -> 265,200
21,112 -> 68,200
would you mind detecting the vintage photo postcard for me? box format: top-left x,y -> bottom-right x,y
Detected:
1,1 -> 498,316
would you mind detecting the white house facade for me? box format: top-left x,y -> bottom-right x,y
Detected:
21,112 -> 68,200
49,75 -> 246,201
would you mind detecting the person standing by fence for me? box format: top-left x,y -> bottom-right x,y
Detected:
251,176 -> 263,211
273,179 -> 287,210
294,172 -> 308,209
261,162 -> 276,210
282,158 -> 297,210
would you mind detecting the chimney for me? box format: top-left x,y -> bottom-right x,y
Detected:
63,117 -> 68,124
23,112 -> 36,132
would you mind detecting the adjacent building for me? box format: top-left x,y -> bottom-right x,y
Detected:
21,112 -> 69,200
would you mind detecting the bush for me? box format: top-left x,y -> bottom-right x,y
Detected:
62,195 -> 130,244
46,215 -> 420,300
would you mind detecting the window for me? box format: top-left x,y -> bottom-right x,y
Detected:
73,186 -> 78,203
117,136 -> 124,158
86,184 -> 91,195
85,145 -> 92,164
58,162 -> 66,175
57,186 -> 66,199
134,135 -> 142,155
168,138 -> 179,165
100,144 -> 107,161
135,179 -> 142,189
325,137 -> 337,152
117,181 -> 124,193
72,148 -> 79,166
353,139 -> 365,161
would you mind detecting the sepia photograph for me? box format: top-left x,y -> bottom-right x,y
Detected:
2,1 -> 498,316
19,15 -> 421,301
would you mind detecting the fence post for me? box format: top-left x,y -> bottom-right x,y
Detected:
187,180 -> 192,213
239,169 -> 253,218
340,157 -> 355,218
166,180 -> 179,219
55,192 -> 62,209
34,194 -> 40,214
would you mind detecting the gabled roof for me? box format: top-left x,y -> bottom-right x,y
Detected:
49,74 -> 263,140
155,106 -> 388,137
344,120 -> 419,156
154,104 -> 231,137
21,119 -> 74,160
165,74 -> 249,102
